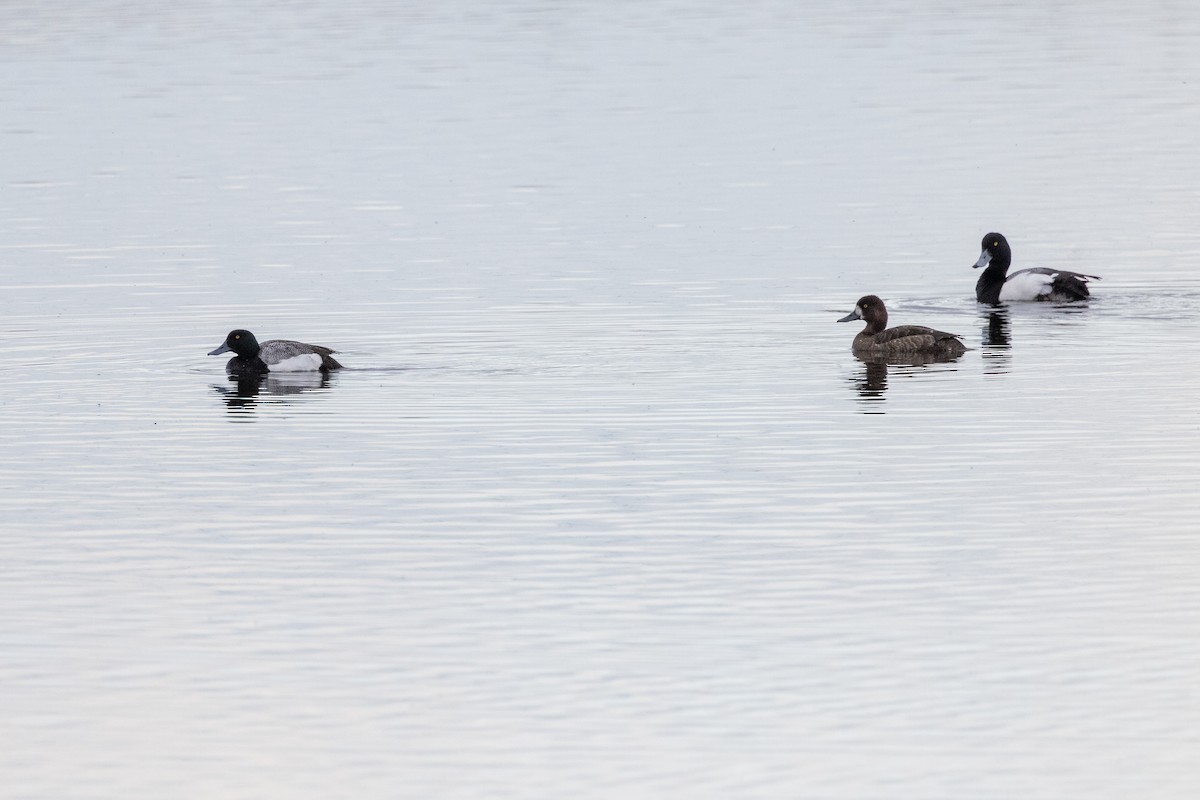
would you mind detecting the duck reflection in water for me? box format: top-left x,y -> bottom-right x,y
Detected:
981,307 -> 1012,375
847,351 -> 965,409
852,358 -> 890,405
212,371 -> 333,417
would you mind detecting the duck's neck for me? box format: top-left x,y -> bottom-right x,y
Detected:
975,264 -> 1008,304
985,256 -> 1010,276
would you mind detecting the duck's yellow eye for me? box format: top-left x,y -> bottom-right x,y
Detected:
234,334 -> 240,340
992,241 -> 998,247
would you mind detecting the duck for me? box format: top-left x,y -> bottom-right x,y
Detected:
208,329 -> 343,374
973,232 -> 1100,304
837,295 -> 966,356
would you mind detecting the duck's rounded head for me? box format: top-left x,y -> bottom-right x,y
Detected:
209,329 -> 261,358
837,295 -> 888,332
974,232 -> 1011,269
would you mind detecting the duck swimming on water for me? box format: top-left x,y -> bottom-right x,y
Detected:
837,295 -> 966,357
208,329 -> 343,374
973,232 -> 1100,304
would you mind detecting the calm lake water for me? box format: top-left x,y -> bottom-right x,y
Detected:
4,2 -> 1200,797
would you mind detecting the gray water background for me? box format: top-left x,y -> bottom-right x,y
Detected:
3,2 -> 1200,797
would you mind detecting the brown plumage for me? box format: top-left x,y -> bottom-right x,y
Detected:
837,295 -> 966,356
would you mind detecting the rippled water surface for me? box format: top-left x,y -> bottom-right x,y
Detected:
4,2 -> 1200,797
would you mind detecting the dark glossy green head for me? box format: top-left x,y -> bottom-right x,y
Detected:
208,329 -> 261,358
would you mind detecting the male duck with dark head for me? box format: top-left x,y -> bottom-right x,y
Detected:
973,232 -> 1100,304
208,329 -> 343,374
838,295 -> 966,356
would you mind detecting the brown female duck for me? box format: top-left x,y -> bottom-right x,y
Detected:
837,295 -> 966,356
